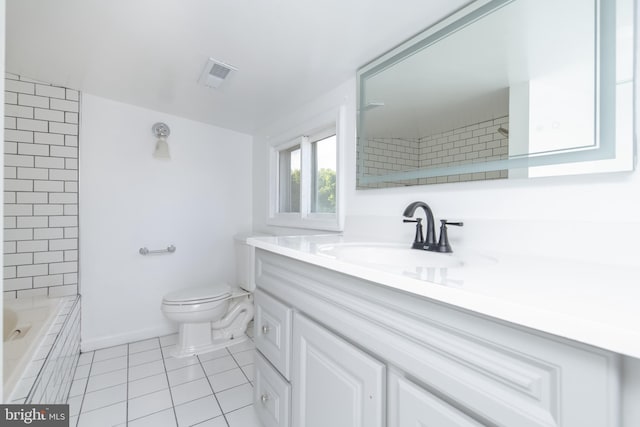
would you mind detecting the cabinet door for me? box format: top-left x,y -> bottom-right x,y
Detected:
255,289 -> 292,379
292,312 -> 385,427
389,371 -> 486,427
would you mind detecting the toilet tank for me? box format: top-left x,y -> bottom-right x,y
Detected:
234,234 -> 257,292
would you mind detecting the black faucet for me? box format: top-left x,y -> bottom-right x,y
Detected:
403,201 -> 463,253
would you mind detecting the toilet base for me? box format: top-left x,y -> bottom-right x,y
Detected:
170,331 -> 250,358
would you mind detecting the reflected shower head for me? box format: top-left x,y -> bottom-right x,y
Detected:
497,127 -> 509,137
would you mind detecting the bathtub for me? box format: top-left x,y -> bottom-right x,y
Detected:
3,296 -> 80,403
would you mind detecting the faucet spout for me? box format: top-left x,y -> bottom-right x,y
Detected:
402,201 -> 436,248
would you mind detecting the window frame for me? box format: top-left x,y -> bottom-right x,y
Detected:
267,105 -> 345,231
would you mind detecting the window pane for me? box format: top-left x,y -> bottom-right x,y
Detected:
311,135 -> 337,213
279,146 -> 301,212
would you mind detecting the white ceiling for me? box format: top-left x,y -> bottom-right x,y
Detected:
6,0 -> 470,134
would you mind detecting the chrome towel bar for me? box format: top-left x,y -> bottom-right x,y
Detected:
139,245 -> 176,255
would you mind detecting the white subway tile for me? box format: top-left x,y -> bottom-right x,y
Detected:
17,240 -> 49,253
64,135 -> 78,146
17,263 -> 49,277
64,250 -> 78,262
49,122 -> 78,136
49,193 -> 77,204
16,118 -> 48,132
34,108 -> 65,122
64,227 -> 78,239
35,84 -> 66,99
64,182 -> 78,193
4,277 -> 33,291
49,261 -> 77,274
65,112 -> 79,124
34,251 -> 64,264
18,93 -> 49,108
34,228 -> 64,240
49,284 -> 78,297
4,266 -> 17,279
64,205 -> 78,215
65,89 -> 79,101
18,143 -> 50,156
34,132 -> 65,145
4,166 -> 18,179
4,191 -> 16,203
33,204 -> 64,216
49,216 -> 77,227
6,79 -> 35,94
4,204 -> 33,216
4,253 -> 33,266
49,169 -> 77,181
49,239 -> 78,251
4,217 -> 16,229
5,142 -> 18,154
5,116 -> 17,129
5,129 -> 34,143
49,98 -> 78,112
65,158 -> 78,169
35,156 -> 65,169
64,273 -> 78,284
5,154 -> 34,167
34,180 -> 64,192
17,288 -> 48,298
6,72 -> 19,80
5,91 -> 18,104
3,242 -> 16,254
16,216 -> 49,228
34,274 -> 63,288
50,146 -> 78,158
17,167 -> 49,180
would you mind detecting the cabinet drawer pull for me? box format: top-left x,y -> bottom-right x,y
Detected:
262,324 -> 271,334
261,393 -> 270,404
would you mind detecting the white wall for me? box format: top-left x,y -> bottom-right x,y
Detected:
80,94 -> 253,350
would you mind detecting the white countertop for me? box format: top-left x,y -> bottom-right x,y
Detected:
247,234 -> 640,359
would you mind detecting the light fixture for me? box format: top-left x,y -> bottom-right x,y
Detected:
152,122 -> 170,159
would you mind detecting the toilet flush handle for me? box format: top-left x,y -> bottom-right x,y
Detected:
261,324 -> 271,334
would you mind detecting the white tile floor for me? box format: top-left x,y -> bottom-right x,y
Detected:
68,332 -> 261,427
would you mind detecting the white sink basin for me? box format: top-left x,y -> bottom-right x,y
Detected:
316,242 -> 463,269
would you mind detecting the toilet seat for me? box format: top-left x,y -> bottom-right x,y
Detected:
162,284 -> 231,305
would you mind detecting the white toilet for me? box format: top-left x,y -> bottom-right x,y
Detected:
161,235 -> 256,358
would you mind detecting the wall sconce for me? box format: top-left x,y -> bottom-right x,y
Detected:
152,122 -> 171,159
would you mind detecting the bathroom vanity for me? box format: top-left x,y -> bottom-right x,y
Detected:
248,235 -> 640,427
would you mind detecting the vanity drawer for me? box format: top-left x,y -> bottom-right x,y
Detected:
254,289 -> 292,379
255,350 -> 291,427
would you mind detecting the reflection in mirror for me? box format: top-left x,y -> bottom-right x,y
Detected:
357,0 -> 635,189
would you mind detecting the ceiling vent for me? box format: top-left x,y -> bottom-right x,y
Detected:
198,58 -> 238,89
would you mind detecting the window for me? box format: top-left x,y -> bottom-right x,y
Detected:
268,106 -> 345,231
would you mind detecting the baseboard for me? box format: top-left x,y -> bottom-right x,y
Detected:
81,325 -> 178,352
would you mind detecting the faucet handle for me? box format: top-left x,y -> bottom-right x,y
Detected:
431,219 -> 463,253
403,218 -> 424,248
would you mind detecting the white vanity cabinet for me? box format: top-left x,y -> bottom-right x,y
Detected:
253,249 -> 622,427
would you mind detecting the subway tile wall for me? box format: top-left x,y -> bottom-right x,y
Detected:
358,116 -> 509,188
4,73 -> 79,298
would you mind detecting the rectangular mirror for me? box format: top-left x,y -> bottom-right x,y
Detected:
357,0 -> 635,188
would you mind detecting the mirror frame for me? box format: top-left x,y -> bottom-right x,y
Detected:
356,0 -> 634,187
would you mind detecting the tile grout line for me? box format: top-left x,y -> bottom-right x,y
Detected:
74,351 -> 95,427
227,349 -> 253,385
198,355 -> 231,427
125,343 -> 129,427
158,338 -> 180,426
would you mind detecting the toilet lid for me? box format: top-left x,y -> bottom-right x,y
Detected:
163,284 -> 231,304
